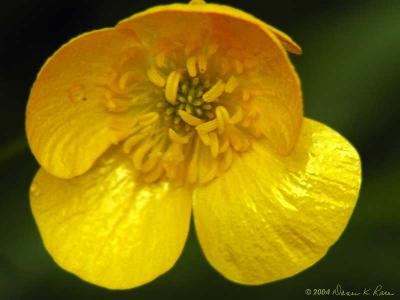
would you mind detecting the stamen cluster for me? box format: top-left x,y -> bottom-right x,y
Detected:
102,44 -> 261,184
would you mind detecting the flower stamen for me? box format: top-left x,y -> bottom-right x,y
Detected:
203,80 -> 225,102
147,67 -> 166,87
165,71 -> 181,104
186,56 -> 197,77
104,45 -> 263,184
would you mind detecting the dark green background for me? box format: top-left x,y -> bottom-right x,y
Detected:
1,0 -> 399,299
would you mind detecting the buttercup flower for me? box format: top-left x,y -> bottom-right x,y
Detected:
26,0 -> 361,290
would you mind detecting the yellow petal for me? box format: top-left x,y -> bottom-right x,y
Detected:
26,28 -> 143,178
30,148 -> 192,289
117,3 -> 303,155
265,25 -> 302,54
193,118 -> 361,285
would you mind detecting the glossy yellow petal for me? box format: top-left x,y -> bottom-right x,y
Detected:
117,3 -> 303,155
30,148 -> 192,289
26,28 -> 144,178
193,118 -> 361,285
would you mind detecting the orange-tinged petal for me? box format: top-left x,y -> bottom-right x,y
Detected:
30,148 -> 192,289
193,118 -> 361,285
26,28 -> 144,178
265,25 -> 302,54
117,3 -> 303,155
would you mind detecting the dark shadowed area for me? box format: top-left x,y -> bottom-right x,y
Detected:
0,0 -> 399,299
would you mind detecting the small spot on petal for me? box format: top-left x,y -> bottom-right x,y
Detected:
68,84 -> 86,102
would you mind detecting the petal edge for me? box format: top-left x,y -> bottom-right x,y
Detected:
30,149 -> 192,289
193,118 -> 361,285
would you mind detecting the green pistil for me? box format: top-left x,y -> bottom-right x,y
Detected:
202,104 -> 212,110
194,108 -> 203,116
185,104 -> 193,114
173,116 -> 181,125
162,75 -> 217,129
193,100 -> 203,106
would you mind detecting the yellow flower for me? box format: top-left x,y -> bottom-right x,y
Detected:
26,0 -> 361,290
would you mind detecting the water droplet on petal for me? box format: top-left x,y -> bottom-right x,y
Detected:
68,84 -> 87,102
30,183 -> 41,197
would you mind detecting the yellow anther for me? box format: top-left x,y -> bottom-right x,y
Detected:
186,56 -> 197,77
122,134 -> 145,154
164,143 -> 184,164
165,71 -> 181,105
198,54 -> 207,74
199,132 -> 211,145
215,106 -> 228,134
225,75 -> 239,93
178,110 -> 204,126
203,80 -> 225,102
168,128 -> 191,144
138,112 -> 159,126
229,107 -> 244,124
195,119 -> 218,133
147,67 -> 166,87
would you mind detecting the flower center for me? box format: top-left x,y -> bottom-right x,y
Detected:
157,75 -> 216,132
103,44 -> 262,185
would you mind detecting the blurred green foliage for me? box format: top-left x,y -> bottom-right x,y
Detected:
0,0 -> 399,299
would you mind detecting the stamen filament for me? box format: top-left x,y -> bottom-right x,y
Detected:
138,112 -> 159,126
229,107 -> 243,124
200,159 -> 218,184
198,54 -> 207,74
187,137 -> 200,183
123,134 -> 146,153
165,71 -> 181,104
133,136 -> 162,170
216,106 -> 229,134
147,68 -> 165,87
195,119 -> 218,133
168,128 -> 191,144
209,132 -> 219,157
144,163 -> 164,183
225,75 -> 239,93
186,56 -> 197,77
178,110 -> 204,126
203,80 -> 225,102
